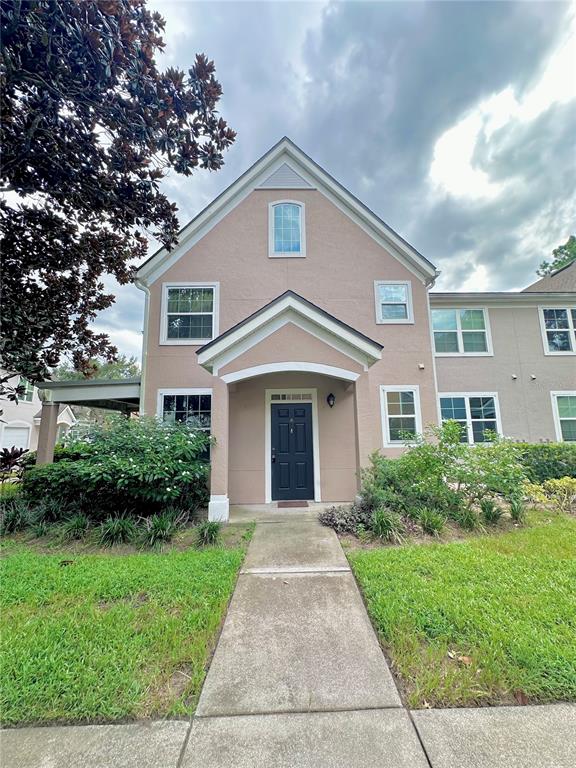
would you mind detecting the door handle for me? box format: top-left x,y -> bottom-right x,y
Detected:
271,453 -> 276,463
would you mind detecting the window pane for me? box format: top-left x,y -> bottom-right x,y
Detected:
440,397 -> 466,420
387,391 -> 415,416
560,420 -> 576,441
381,303 -> 408,320
472,420 -> 497,443
543,309 -> 569,329
469,397 -> 496,420
547,331 -> 572,352
462,331 -> 488,353
432,309 -> 457,331
571,309 -> 576,326
389,417 -> 416,441
379,284 -> 407,303
557,396 -> 576,418
274,203 -> 301,253
167,314 -> 212,340
434,331 -> 459,353
460,309 -> 485,330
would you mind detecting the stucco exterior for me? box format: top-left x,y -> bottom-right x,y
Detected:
134,139 -> 575,520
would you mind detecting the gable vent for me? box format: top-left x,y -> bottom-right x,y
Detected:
258,163 -> 314,189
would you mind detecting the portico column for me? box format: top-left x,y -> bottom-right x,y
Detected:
36,402 -> 60,465
353,374 -> 373,495
208,379 -> 229,522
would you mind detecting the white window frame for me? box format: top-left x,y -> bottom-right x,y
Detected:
0,421 -> 31,450
438,392 -> 502,445
156,388 -> 213,430
374,280 -> 414,324
380,385 -> 423,447
264,388 -> 320,503
551,391 -> 576,442
538,307 -> 576,356
19,378 -> 35,402
160,282 -> 220,346
268,200 -> 306,258
432,307 -> 493,357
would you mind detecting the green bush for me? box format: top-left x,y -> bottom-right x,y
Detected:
195,520 -> 222,547
59,513 -> 90,541
139,511 -> 182,549
371,507 -> 405,544
479,497 -> 502,525
318,503 -> 372,534
0,498 -> 32,535
417,507 -> 446,536
516,443 -> 576,483
97,515 -> 138,547
21,416 -> 210,522
509,495 -> 526,523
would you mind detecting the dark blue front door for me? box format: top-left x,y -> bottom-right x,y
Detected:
271,403 -> 314,501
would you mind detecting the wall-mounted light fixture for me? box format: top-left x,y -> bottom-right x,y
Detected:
418,363 -> 425,370
326,393 -> 336,408
530,374 -> 537,380
511,374 -> 518,380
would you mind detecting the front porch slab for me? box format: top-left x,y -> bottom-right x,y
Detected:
182,709 -> 429,768
241,516 -> 349,571
195,569 -> 401,717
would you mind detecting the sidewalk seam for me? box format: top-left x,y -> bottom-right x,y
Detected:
194,703 -> 404,720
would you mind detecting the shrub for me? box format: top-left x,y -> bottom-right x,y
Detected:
59,513 -> 90,541
479,497 -> 502,525
541,477 -> 576,513
417,507 -> 446,536
0,498 -> 32,535
318,503 -> 373,534
31,520 -> 50,538
452,506 -> 482,531
371,507 -> 405,544
195,520 -> 222,547
97,516 -> 138,547
508,495 -> 527,523
22,416 -> 210,521
516,443 -> 576,483
139,511 -> 182,549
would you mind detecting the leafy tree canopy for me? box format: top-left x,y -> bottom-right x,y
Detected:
537,235 -> 576,277
52,353 -> 140,381
0,0 -> 235,398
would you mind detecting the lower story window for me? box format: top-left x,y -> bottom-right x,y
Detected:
380,386 -> 422,445
552,393 -> 576,442
159,391 -> 212,458
439,394 -> 500,444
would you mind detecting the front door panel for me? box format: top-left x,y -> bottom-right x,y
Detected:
271,403 -> 314,501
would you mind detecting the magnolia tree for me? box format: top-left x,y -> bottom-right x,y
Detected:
0,0 -> 235,399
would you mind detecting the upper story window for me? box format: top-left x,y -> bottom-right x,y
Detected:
439,394 -> 500,444
551,392 -> 576,442
161,283 -> 219,345
269,201 -> 305,257
431,308 -> 491,355
19,378 -> 35,402
374,281 -> 413,324
539,308 -> 576,354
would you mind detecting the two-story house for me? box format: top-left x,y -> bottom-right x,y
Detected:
127,138 -> 575,521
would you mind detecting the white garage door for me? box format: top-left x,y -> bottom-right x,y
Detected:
1,426 -> 30,450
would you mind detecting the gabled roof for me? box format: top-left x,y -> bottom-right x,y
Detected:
136,137 -> 439,286
196,290 -> 383,375
522,260 -> 576,293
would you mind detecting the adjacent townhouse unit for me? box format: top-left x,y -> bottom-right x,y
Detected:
135,137 -> 576,519
36,138 -> 575,520
0,375 -> 75,452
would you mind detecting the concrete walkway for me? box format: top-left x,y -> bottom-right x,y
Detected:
2,514 -> 576,767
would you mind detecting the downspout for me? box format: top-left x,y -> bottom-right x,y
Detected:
134,277 -> 150,415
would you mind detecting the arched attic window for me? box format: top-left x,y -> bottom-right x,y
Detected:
269,201 -> 306,258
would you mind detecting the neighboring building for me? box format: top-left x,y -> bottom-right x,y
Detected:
0,375 -> 75,451
36,138 -> 575,520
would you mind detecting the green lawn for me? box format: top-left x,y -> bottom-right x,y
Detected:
0,544 -> 245,725
349,512 -> 576,708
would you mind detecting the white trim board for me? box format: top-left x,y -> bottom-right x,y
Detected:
264,388 -> 321,504
222,362 -> 360,384
136,138 -> 438,286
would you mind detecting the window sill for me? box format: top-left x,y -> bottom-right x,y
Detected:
376,318 -> 414,325
268,252 -> 306,259
434,352 -> 493,357
159,338 -> 214,346
543,350 -> 576,356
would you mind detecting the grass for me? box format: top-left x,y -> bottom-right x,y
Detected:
349,511 -> 576,708
0,543 -> 245,725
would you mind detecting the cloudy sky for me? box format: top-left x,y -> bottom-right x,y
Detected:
95,0 -> 576,361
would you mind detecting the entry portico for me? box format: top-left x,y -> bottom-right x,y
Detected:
196,291 -> 383,521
